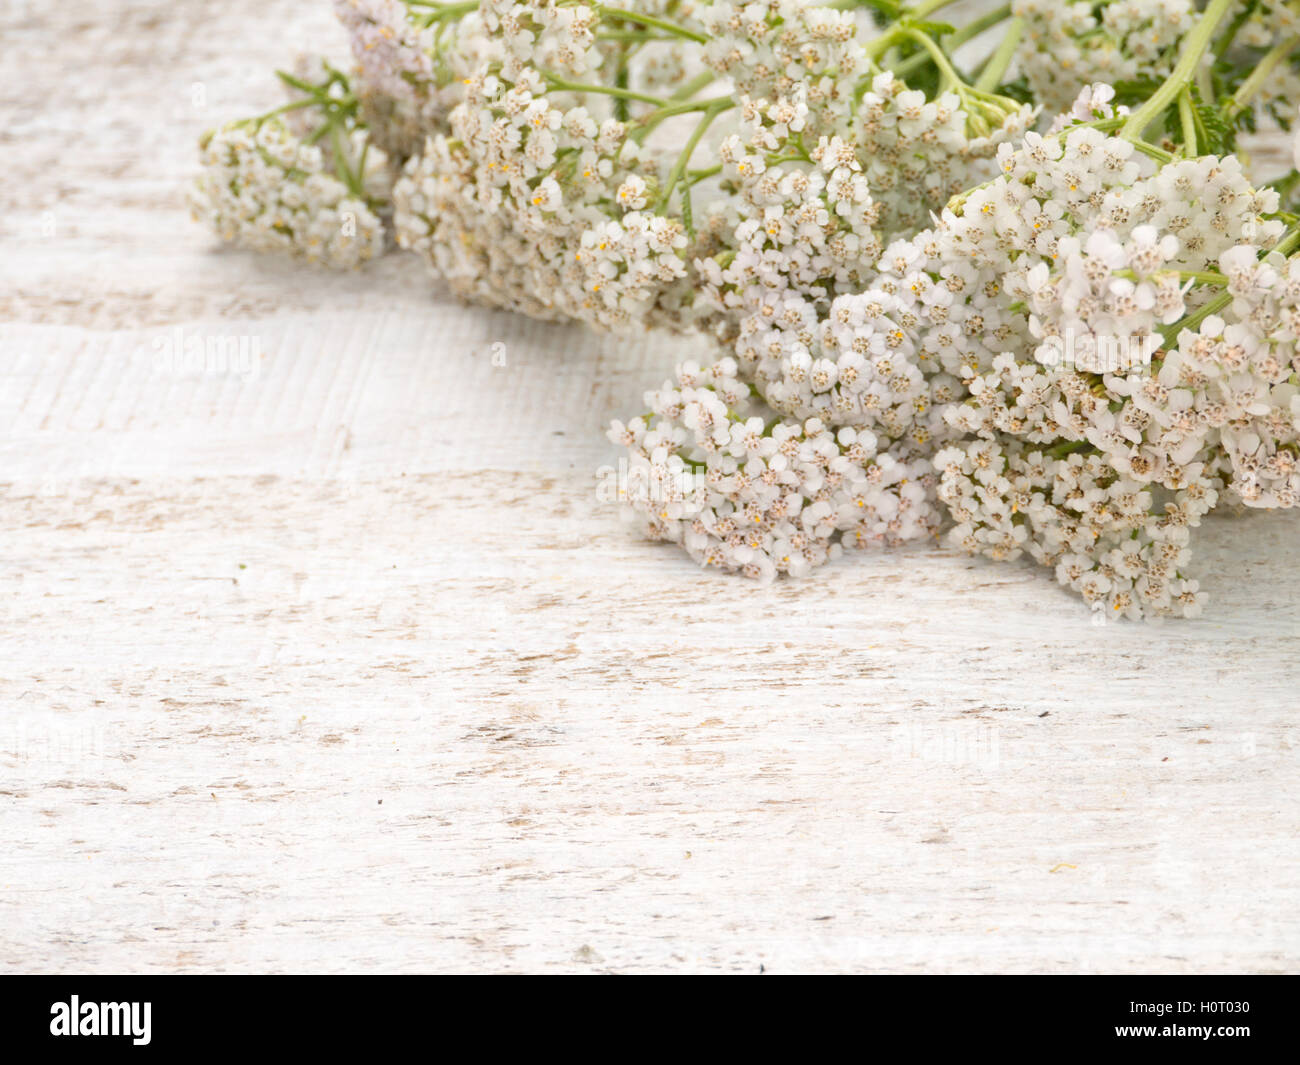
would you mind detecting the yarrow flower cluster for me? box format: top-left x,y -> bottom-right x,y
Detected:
391,61 -> 695,329
1012,0 -> 1300,133
190,121 -> 389,269
696,67 -> 1031,438
334,0 -> 494,159
609,357 -> 940,578
1012,0 -> 1197,115
195,0 -> 1300,617
849,120 -> 1287,617
190,58 -> 393,267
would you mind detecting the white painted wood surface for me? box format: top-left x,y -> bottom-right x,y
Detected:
2,0 -> 1299,974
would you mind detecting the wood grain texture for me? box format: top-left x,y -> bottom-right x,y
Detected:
2,0 -> 1298,974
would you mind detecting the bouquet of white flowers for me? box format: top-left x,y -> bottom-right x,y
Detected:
192,0 -> 1300,617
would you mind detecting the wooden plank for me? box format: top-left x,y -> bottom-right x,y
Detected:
2,0 -> 1298,974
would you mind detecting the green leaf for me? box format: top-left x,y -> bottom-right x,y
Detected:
1190,84 -> 1235,154
859,0 -> 904,17
905,18 -> 956,36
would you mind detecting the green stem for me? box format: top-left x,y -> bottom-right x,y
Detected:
910,0 -> 965,18
1120,0 -> 1235,140
766,151 -> 813,166
1162,291 -> 1228,347
657,102 -> 728,214
639,93 -> 732,124
596,5 -> 708,44
596,30 -> 680,42
1177,87 -> 1198,156
1130,139 -> 1177,164
973,17 -> 1022,93
901,28 -> 965,93
405,0 -> 478,27
1116,268 -> 1226,285
614,43 -> 630,123
404,0 -> 478,26
861,0 -> 985,70
276,70 -> 327,96
669,70 -> 717,102
247,96 -> 328,124
1046,439 -> 1094,460
1212,0 -> 1260,62
330,123 -> 362,198
274,70 -> 358,122
891,5 -> 1012,80
864,25 -> 907,65
685,164 -> 722,185
1224,36 -> 1300,118
545,76 -> 668,108
1160,228 -> 1300,346
1195,63 -> 1216,107
833,0 -> 962,13
632,93 -> 734,142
